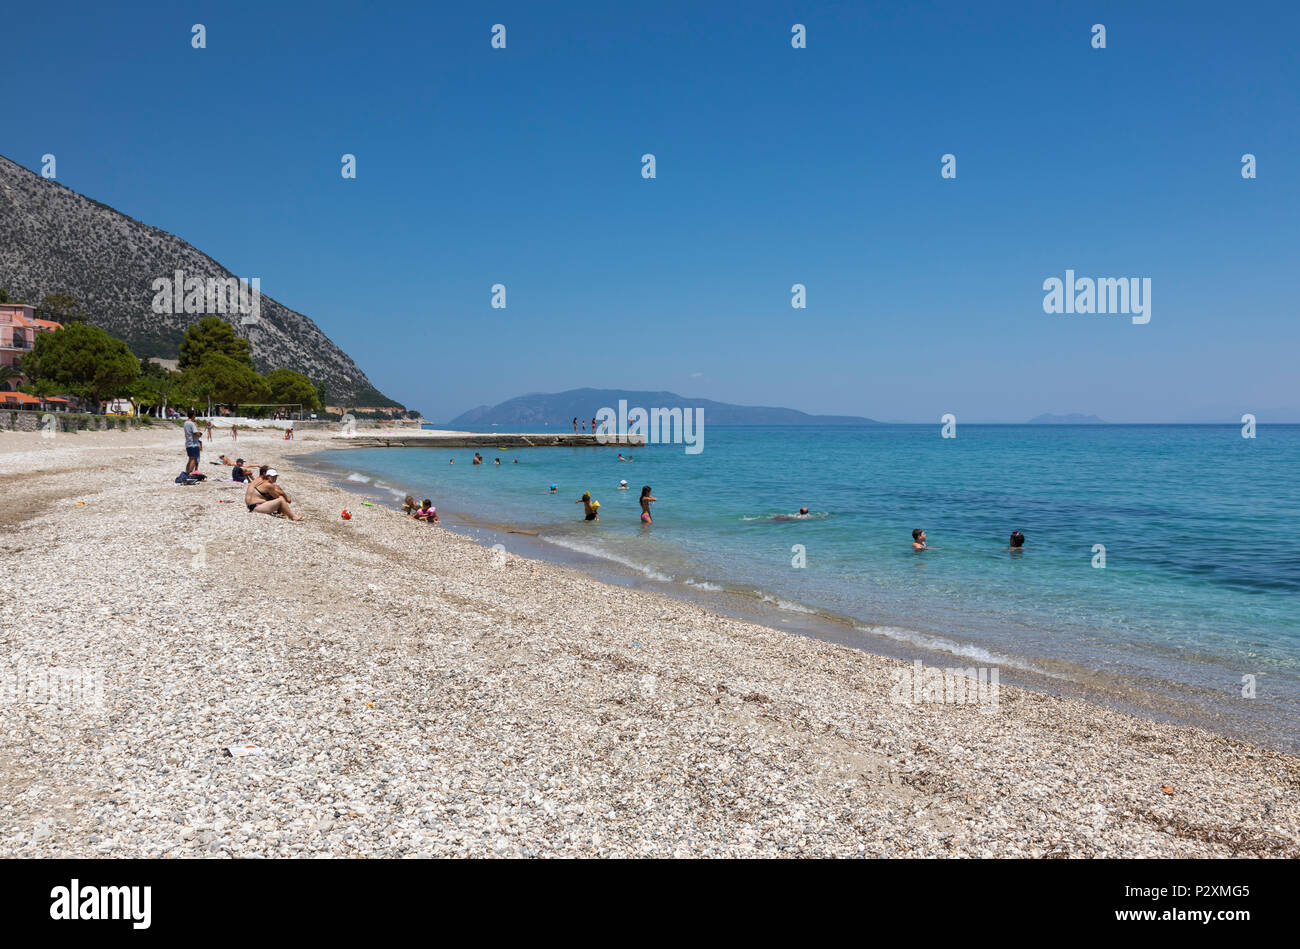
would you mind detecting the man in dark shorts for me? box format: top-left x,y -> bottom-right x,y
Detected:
183,409 -> 201,474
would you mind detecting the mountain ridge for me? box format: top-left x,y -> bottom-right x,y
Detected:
0,154 -> 395,405
445,388 -> 879,428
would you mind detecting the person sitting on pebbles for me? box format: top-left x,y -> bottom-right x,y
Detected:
244,467 -> 303,520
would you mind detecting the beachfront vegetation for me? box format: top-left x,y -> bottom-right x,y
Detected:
19,321 -> 140,406
178,316 -> 254,370
265,368 -> 322,411
20,316 -> 322,417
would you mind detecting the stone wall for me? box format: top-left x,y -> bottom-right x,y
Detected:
0,409 -> 152,434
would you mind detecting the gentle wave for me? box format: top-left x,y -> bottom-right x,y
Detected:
540,534 -> 674,582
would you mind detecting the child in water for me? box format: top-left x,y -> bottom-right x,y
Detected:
576,492 -> 599,520
415,500 -> 439,524
912,528 -> 927,550
639,486 -> 657,523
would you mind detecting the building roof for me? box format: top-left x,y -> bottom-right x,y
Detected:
0,305 -> 62,332
0,392 -> 68,405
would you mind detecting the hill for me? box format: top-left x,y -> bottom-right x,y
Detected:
446,388 -> 878,428
0,154 -> 395,405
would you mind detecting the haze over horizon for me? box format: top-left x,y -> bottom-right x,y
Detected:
3,0 -> 1295,423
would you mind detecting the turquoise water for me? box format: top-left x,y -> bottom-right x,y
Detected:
311,424 -> 1300,747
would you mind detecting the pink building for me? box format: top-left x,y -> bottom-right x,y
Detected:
0,303 -> 63,392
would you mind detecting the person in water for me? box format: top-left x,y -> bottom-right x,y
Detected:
912,528 -> 927,549
799,507 -> 809,516
549,484 -> 558,493
576,491 -> 599,520
618,479 -> 629,490
639,485 -> 657,523
494,457 -> 501,465
1009,530 -> 1025,549
415,500 -> 439,524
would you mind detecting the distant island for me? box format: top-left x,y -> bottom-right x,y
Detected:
1027,413 -> 1106,424
446,388 -> 879,428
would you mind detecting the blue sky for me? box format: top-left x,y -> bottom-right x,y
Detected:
3,0 -> 1297,422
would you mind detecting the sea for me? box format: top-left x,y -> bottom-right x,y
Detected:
301,423 -> 1300,750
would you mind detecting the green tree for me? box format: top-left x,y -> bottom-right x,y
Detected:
131,359 -> 182,416
264,368 -> 320,411
20,323 -> 139,408
184,352 -> 269,410
178,316 -> 254,371
35,291 -> 88,324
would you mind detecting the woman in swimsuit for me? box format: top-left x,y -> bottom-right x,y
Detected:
639,486 -> 657,523
244,470 -> 303,520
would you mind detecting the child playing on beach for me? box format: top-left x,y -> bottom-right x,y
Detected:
402,495 -> 418,515
415,500 -> 438,524
576,492 -> 599,521
639,486 -> 657,523
912,529 -> 927,550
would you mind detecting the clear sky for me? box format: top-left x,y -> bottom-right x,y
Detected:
3,1 -> 1296,422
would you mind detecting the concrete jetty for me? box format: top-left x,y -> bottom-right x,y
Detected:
321,431 -> 646,449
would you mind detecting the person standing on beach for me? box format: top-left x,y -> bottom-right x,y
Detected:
639,486 -> 657,524
231,423 -> 238,441
183,409 -> 202,474
591,416 -> 598,435
572,418 -> 578,433
205,418 -> 215,442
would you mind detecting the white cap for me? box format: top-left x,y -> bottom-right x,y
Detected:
620,479 -> 628,485
265,468 -> 279,478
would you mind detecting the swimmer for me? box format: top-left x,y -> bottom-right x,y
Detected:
1009,530 -> 1025,549
449,459 -> 454,465
799,507 -> 809,516
912,528 -> 927,550
494,457 -> 501,465
618,479 -> 629,490
639,485 -> 657,523
549,484 -> 558,493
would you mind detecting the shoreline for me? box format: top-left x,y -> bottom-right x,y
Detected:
2,427 -> 1298,857
298,444 -> 1300,756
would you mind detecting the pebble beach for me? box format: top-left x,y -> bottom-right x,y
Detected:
1,426 -> 1297,858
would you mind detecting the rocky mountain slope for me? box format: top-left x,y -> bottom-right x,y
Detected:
0,154 -> 394,405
